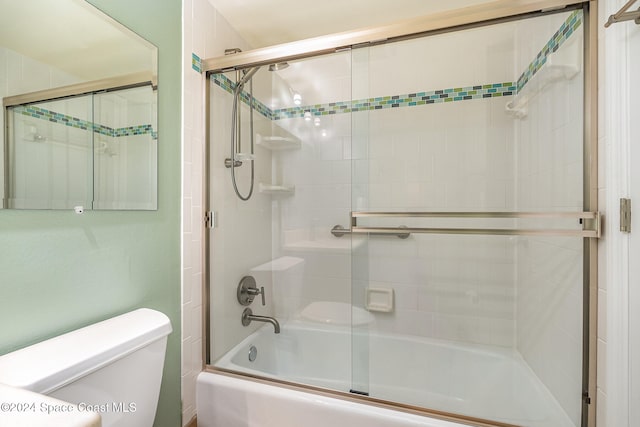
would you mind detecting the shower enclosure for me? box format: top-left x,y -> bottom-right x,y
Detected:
203,3 -> 597,427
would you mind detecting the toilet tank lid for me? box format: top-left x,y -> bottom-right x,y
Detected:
0,308 -> 172,394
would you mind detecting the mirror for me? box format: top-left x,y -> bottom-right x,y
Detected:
0,0 -> 158,210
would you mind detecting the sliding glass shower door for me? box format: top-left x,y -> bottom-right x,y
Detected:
349,8 -> 590,427
206,5 -> 596,427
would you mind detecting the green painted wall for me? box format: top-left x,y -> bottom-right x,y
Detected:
0,1 -> 182,426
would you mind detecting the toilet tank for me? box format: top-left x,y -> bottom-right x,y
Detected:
0,308 -> 172,427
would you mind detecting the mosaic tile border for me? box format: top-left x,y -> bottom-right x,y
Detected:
516,10 -> 582,93
192,53 -> 203,73
212,73 -> 515,121
273,83 -> 515,120
212,73 -> 275,120
14,105 -> 157,140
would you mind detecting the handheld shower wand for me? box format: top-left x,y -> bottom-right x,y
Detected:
223,51 -> 290,201
225,66 -> 259,201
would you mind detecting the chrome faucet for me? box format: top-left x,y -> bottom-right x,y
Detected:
241,308 -> 280,334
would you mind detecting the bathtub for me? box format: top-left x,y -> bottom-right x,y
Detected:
198,322 -> 575,427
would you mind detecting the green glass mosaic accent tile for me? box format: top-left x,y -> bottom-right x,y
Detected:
14,106 -> 157,140
517,10 -> 582,93
211,75 -> 515,121
211,73 -> 274,120
211,74 -> 516,120
192,53 -> 202,73
271,83 -> 515,120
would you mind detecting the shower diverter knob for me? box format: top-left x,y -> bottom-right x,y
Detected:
237,276 -> 265,306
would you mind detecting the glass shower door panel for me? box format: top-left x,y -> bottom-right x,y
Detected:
352,8 -> 586,427
350,46 -> 372,397
6,95 -> 93,209
209,52 -> 355,394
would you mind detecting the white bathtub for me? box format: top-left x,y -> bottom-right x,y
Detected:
199,322 -> 575,427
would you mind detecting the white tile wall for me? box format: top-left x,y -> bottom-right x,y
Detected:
260,21 -> 519,349
597,2 -> 640,427
363,23 -> 516,98
629,22 -> 640,427
358,99 -> 517,347
272,110 -> 353,319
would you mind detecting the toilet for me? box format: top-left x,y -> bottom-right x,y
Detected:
0,308 -> 172,427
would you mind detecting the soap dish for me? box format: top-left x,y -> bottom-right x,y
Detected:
365,287 -> 394,313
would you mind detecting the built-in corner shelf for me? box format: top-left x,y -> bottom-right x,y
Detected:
256,134 -> 301,151
259,183 -> 295,195
506,33 -> 582,119
255,120 -> 302,151
254,115 -> 301,197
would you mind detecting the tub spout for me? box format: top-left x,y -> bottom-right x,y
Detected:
241,308 -> 280,333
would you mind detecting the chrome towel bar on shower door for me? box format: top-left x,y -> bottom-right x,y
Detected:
331,224 -> 410,239
344,211 -> 601,238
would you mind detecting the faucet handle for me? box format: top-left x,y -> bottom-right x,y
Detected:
237,276 -> 265,306
247,286 -> 265,306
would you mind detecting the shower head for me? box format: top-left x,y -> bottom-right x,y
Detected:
268,62 -> 289,71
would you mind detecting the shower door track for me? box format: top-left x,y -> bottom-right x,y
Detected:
201,0 -> 588,74
202,1 -> 599,427
2,72 -> 156,108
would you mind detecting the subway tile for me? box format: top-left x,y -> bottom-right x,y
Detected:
181,373 -> 196,422
183,197 -> 193,234
181,335 -> 192,377
394,310 -> 435,337
191,304 -> 202,346
388,283 -> 419,311
182,301 -> 192,341
183,232 -> 194,270
596,389 -> 606,426
191,339 -> 203,376
182,267 -> 193,306
598,289 -> 607,341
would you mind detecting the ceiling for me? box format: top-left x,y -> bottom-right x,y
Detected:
207,0 -> 495,48
0,0 -> 156,82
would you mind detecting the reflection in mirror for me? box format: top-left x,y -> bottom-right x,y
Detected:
7,95 -> 94,209
0,0 -> 158,210
93,86 -> 158,210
